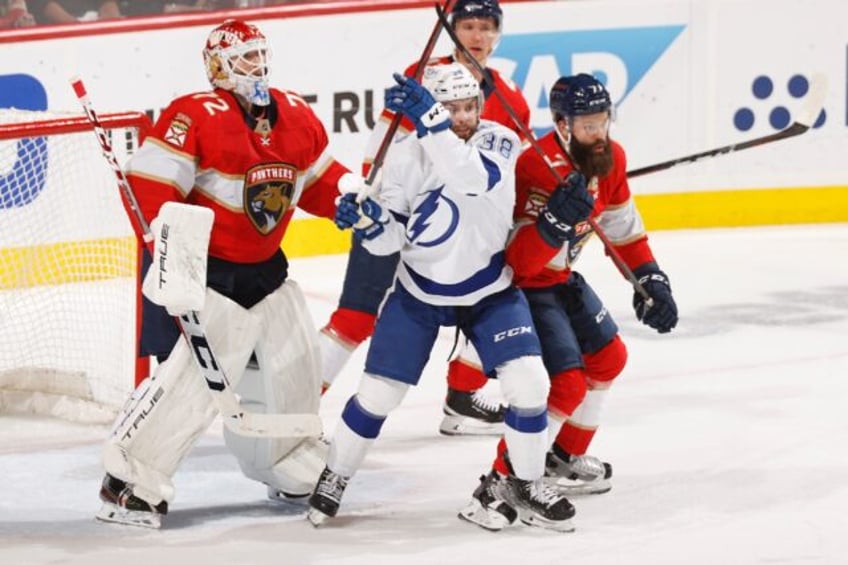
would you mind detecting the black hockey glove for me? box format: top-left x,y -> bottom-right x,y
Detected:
536,171 -> 594,247
632,264 -> 678,333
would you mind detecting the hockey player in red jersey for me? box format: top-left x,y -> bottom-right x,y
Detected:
461,75 -> 679,522
95,19 -> 365,529
319,0 -> 531,437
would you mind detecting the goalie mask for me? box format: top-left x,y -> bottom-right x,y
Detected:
203,19 -> 272,107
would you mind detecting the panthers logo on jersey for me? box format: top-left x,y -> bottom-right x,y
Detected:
244,163 -> 296,234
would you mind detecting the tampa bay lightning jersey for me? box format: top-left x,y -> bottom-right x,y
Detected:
363,119 -> 520,306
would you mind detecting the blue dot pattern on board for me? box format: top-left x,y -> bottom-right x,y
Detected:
787,74 -> 809,98
769,106 -> 791,129
752,76 -> 773,99
736,73 -> 826,132
814,109 -> 826,128
734,108 -> 755,131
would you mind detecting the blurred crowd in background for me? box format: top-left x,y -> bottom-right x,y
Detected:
0,0 -> 341,28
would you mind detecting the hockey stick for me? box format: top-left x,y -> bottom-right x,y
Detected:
357,0 -> 458,203
627,73 -> 828,178
434,4 -> 651,300
70,77 -> 321,439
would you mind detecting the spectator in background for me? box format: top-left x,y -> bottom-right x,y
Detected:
27,0 -> 121,23
1,0 -> 36,27
121,0 -> 225,16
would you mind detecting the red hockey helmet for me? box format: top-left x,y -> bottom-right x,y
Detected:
203,19 -> 272,106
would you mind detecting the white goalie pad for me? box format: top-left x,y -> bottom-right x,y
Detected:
223,280 -> 325,495
103,289 -> 261,506
141,202 -> 214,316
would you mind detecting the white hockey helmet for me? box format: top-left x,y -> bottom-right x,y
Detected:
421,63 -> 482,107
203,19 -> 272,106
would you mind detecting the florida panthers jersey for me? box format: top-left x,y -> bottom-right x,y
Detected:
362,55 -> 530,175
127,87 -> 348,264
363,120 -> 521,306
506,131 -> 656,287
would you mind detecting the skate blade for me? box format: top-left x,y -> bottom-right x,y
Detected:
267,486 -> 310,504
544,476 -> 612,496
519,513 -> 576,533
439,415 -> 504,437
457,500 -> 514,532
96,502 -> 162,529
307,507 -> 330,527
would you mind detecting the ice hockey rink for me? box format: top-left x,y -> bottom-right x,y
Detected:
1,223 -> 847,565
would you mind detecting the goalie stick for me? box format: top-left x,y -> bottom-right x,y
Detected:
627,73 -> 828,178
433,4 -> 651,300
70,77 -> 321,439
356,0 -> 457,204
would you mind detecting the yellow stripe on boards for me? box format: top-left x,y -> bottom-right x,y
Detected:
636,186 -> 848,230
4,186 -> 846,291
282,217 -> 352,258
0,237 -> 137,290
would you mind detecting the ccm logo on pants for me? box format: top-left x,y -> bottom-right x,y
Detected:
493,326 -> 532,342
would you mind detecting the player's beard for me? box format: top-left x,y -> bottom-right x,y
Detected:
569,136 -> 613,179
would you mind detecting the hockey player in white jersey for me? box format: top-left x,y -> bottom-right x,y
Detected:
307,63 -> 575,532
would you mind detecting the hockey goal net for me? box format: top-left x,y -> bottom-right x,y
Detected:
0,108 -> 152,423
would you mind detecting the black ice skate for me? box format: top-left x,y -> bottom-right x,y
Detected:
439,388 -> 506,436
500,473 -> 576,532
545,446 -> 613,495
96,473 -> 168,529
307,466 -> 348,527
458,470 -> 518,531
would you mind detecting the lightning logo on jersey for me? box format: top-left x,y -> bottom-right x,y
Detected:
407,186 -> 459,248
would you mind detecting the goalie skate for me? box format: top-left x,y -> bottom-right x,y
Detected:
545,449 -> 613,495
458,470 -> 518,532
95,474 -> 168,529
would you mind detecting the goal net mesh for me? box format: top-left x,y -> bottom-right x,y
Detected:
0,108 -> 149,423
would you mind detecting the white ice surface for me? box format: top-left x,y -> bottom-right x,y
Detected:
1,224 -> 847,565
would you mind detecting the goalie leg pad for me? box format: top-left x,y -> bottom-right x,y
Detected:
104,289 -> 261,506
223,280 -> 324,494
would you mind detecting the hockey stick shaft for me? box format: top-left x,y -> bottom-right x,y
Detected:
358,0 -> 457,202
628,74 -> 827,177
434,5 -> 650,300
70,77 -> 321,439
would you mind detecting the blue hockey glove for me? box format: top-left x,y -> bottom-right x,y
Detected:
385,72 -> 451,137
334,193 -> 387,241
536,171 -> 595,246
632,264 -> 678,333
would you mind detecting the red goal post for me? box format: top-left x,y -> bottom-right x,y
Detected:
0,109 -> 152,423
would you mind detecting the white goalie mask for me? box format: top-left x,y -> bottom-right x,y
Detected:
421,63 -> 483,108
203,19 -> 272,107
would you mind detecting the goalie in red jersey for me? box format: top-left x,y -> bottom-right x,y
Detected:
461,74 -> 679,529
96,18 -> 365,529
319,0 -> 531,437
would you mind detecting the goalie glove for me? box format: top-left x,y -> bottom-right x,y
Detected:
385,73 -> 451,138
141,202 -> 214,316
632,264 -> 678,334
